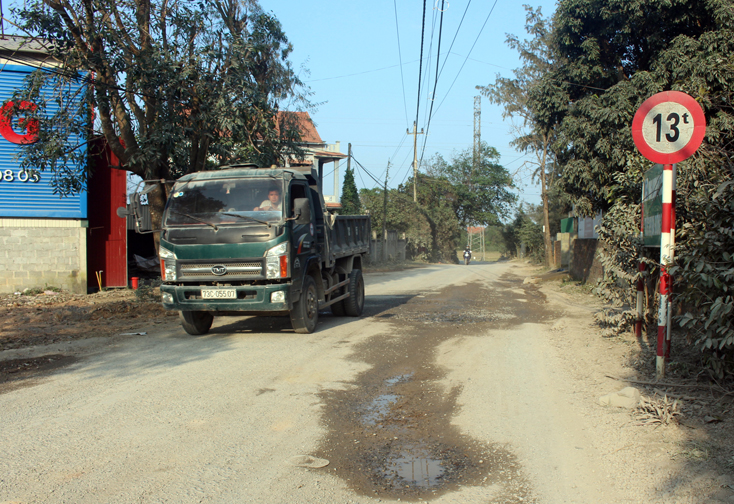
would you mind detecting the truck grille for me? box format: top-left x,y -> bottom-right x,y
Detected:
179,261 -> 263,279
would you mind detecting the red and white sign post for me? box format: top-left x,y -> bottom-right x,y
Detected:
632,91 -> 706,378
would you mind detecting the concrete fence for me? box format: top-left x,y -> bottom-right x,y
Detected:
369,230 -> 406,263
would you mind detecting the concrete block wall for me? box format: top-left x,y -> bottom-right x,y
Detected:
0,218 -> 88,294
369,230 -> 407,263
570,238 -> 604,284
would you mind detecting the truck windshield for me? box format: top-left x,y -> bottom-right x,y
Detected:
164,178 -> 284,227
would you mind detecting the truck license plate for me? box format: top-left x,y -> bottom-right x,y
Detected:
201,289 -> 237,299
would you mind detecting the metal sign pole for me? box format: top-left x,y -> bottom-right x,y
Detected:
656,163 -> 674,378
633,91 -> 705,379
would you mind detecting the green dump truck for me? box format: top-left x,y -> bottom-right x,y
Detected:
131,165 -> 370,335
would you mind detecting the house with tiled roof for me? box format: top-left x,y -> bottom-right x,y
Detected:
277,111 -> 345,208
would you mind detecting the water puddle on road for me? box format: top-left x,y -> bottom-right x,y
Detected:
362,393 -> 398,426
316,277 -> 554,501
383,448 -> 444,488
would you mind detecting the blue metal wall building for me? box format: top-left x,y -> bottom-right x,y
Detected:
0,64 -> 87,218
0,42 -> 90,293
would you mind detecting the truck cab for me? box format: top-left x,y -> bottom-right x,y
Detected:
154,166 -> 370,335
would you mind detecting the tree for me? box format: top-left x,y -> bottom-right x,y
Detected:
548,0 -> 734,365
340,165 -> 361,214
10,0 -> 311,238
360,187 -> 432,261
426,143 -> 516,228
478,5 -> 566,268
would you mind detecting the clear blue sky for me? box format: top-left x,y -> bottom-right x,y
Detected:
260,0 -> 559,206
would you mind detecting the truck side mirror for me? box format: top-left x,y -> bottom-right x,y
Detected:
294,198 -> 311,225
119,192 -> 154,233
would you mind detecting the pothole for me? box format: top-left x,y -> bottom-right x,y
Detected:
317,277 -> 553,501
362,393 -> 399,426
382,447 -> 445,489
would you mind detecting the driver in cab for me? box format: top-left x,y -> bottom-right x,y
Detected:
253,187 -> 282,211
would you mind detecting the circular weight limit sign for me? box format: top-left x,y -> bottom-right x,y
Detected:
632,91 -> 706,164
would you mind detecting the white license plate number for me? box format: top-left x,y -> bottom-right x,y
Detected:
201,289 -> 237,299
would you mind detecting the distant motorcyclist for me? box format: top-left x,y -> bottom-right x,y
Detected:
463,246 -> 472,265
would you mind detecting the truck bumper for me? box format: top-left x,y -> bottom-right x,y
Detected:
160,283 -> 291,313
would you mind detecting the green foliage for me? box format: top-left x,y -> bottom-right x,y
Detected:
500,205 -> 544,263
340,166 -> 361,215
10,0 -> 311,227
543,0 -> 734,368
591,203 -> 658,337
478,5 -> 565,267
426,143 -> 517,227
360,188 -> 432,261
360,144 -> 515,263
412,173 -> 462,263
671,180 -> 734,375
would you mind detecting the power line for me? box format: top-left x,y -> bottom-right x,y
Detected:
393,0 -> 410,127
436,0 -> 472,82
351,155 -> 383,187
417,0 -> 446,170
433,0 -> 499,117
0,52 -> 156,100
414,0 -> 428,130
421,4 -> 439,128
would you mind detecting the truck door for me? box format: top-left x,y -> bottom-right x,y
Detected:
289,181 -> 314,291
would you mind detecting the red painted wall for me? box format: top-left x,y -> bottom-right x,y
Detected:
87,139 -> 127,288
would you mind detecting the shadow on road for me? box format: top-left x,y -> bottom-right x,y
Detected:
210,294 -> 416,335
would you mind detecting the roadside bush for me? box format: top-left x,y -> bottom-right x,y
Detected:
671,179 -> 734,377
592,202 -> 659,337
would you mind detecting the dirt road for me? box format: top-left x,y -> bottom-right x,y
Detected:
1,261 -> 731,503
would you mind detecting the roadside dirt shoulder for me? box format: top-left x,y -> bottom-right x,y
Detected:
524,262 -> 734,504
0,288 -> 178,393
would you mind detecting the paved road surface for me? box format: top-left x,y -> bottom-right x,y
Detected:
0,262 -> 621,503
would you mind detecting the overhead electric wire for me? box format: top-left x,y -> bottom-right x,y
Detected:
413,0 -> 428,129
354,160 -> 368,189
436,0 -> 472,82
421,5 -> 439,122
417,0 -> 446,169
393,0 -> 410,127
351,155 -> 383,187
433,0 -> 499,117
0,52 -> 156,100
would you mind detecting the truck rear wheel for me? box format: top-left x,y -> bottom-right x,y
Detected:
291,275 -> 319,333
343,269 -> 364,317
179,310 -> 214,335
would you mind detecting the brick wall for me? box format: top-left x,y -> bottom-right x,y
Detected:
0,219 -> 87,294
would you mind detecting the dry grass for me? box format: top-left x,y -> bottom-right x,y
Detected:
634,394 -> 682,426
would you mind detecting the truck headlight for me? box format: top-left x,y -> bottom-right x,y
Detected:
159,247 -> 177,281
270,291 -> 286,303
265,242 -> 288,279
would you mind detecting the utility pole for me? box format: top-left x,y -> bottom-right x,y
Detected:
407,122 -> 424,202
333,140 -> 341,200
382,161 -> 391,262
473,95 -> 481,179
347,142 -> 352,176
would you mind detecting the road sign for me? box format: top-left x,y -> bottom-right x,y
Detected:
632,91 -> 706,164
642,164 -> 663,247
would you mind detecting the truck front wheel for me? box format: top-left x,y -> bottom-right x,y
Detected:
291,275 -> 319,333
179,310 -> 214,335
343,269 -> 364,317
